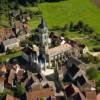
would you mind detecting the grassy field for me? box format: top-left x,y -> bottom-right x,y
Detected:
38,0 -> 100,32
0,51 -> 22,62
87,67 -> 100,81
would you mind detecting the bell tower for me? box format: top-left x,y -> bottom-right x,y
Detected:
38,17 -> 49,54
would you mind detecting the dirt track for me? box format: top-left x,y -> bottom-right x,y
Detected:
92,0 -> 100,8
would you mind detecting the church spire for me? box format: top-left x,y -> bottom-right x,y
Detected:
38,17 -> 47,29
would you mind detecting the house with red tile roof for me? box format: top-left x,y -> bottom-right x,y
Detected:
97,92 -> 100,100
86,90 -> 97,100
26,87 -> 55,100
0,28 -> 15,43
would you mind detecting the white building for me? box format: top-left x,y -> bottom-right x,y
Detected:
2,38 -> 20,52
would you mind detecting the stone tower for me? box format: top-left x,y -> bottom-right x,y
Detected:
38,17 -> 49,55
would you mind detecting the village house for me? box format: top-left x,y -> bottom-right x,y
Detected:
12,21 -> 31,37
0,28 -> 15,43
26,87 -> 55,100
2,38 -> 20,52
64,84 -> 86,100
85,90 -> 97,100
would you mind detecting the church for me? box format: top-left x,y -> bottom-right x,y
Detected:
22,18 -> 76,71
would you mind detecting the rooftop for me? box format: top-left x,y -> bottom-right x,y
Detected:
47,43 -> 72,56
0,77 -> 5,82
38,18 -> 47,29
76,75 -> 86,86
86,91 -> 97,100
68,64 -> 79,77
64,84 -> 79,97
2,38 -> 19,46
26,87 -> 54,100
0,28 -> 15,43
5,94 -> 19,100
23,47 -> 37,55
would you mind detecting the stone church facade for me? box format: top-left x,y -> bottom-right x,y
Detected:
22,18 -> 82,70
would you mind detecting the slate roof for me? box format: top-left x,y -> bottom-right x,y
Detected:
2,38 -> 19,47
23,47 -> 37,55
38,17 -> 47,29
64,84 -> 75,97
72,93 -> 82,100
64,84 -> 79,97
68,64 -> 79,77
76,75 -> 86,86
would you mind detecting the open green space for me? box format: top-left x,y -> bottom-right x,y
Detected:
87,67 -> 100,81
0,51 -> 22,62
38,0 -> 100,32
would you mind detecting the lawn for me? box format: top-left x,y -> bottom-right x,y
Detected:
37,0 -> 100,50
87,67 -> 100,81
0,51 -> 22,62
39,0 -> 100,33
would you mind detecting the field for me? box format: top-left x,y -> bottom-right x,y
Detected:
0,51 -> 22,62
38,0 -> 100,32
28,0 -> 99,50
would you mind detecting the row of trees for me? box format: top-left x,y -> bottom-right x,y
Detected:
0,0 -> 62,8
69,21 -> 94,34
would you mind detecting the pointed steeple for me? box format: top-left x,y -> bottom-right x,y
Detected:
38,17 -> 47,29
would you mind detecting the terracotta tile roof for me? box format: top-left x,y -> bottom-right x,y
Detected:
47,43 -> 72,56
6,94 -> 19,100
0,28 -> 15,42
14,21 -> 31,34
86,91 -> 97,100
0,65 -> 8,73
27,87 -> 54,100
97,93 -> 100,100
0,77 -> 5,82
